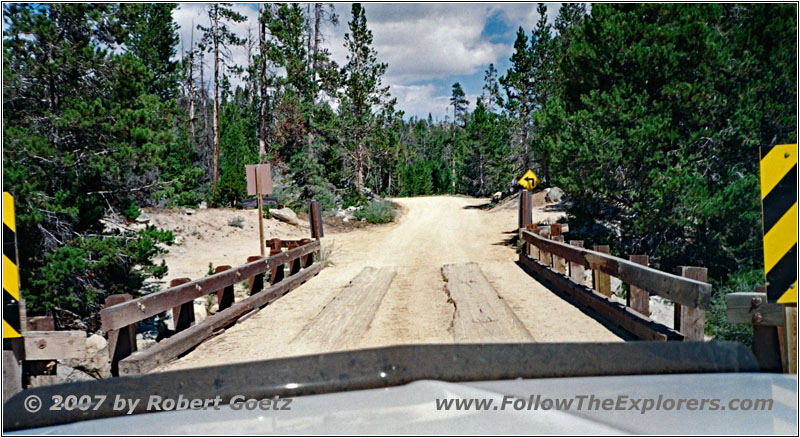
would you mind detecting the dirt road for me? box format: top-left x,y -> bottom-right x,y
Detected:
158,195 -> 621,372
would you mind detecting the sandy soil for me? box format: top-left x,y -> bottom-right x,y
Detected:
155,194 -> 621,372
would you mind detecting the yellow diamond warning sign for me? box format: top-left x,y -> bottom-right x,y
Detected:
518,170 -> 540,191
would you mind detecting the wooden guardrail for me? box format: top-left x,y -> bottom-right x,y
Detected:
726,289 -> 796,373
101,239 -> 321,376
100,201 -> 326,376
517,191 -> 712,341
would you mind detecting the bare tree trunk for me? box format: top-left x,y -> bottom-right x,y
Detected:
200,52 -> 211,176
521,107 -> 530,171
313,3 -> 321,76
306,4 -> 312,68
188,29 -> 196,146
258,3 -> 267,157
355,143 -> 365,191
212,5 -> 220,189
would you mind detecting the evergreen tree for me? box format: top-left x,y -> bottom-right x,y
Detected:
500,27 -> 536,172
3,4 -> 174,324
480,63 -> 501,113
197,3 -> 247,191
339,3 -> 394,191
450,82 -> 469,128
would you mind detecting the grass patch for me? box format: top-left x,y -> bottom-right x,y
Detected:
354,200 -> 396,224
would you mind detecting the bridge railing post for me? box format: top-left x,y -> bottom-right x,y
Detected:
591,245 -> 612,297
213,266 -> 235,311
170,278 -> 194,333
568,241 -> 586,285
247,256 -> 265,295
105,294 -> 137,377
675,266 -> 707,341
627,255 -> 650,316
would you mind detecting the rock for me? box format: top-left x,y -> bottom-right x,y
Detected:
492,191 -> 503,203
184,208 -> 195,215
135,212 -> 150,224
545,187 -> 565,203
62,334 -> 111,379
198,201 -> 208,209
194,297 -> 209,323
271,207 -> 300,226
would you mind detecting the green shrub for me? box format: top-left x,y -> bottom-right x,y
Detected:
342,187 -> 368,208
706,270 -> 761,346
123,201 -> 142,220
354,200 -> 396,224
26,226 -> 173,321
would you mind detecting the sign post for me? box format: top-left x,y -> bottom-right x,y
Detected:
246,164 -> 272,257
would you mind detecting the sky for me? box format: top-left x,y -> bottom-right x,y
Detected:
174,2 -> 563,121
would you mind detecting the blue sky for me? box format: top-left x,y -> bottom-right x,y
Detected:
174,3 -> 563,120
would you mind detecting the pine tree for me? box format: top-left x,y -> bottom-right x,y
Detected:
500,28 -> 535,172
339,3 -> 394,191
480,63 -> 501,112
450,82 -> 469,128
197,3 -> 247,191
3,4 -> 174,323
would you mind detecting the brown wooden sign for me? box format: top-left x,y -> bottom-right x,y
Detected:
245,163 -> 272,196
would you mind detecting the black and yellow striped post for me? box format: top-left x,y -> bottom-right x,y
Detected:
3,192 -> 23,338
759,144 -> 797,304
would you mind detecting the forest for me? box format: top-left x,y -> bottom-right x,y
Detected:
2,3 -> 797,341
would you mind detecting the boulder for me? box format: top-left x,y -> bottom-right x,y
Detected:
545,187 -> 566,203
491,192 -> 503,203
271,207 -> 300,226
198,201 -> 208,209
184,208 -> 195,215
135,212 -> 150,224
62,333 -> 111,379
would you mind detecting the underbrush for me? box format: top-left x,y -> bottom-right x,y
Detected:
354,199 -> 396,224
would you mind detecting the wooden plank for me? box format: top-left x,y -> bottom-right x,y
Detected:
309,200 -> 324,239
104,294 -> 137,377
752,325 -> 784,372
592,245 -> 612,297
678,267 -> 706,341
523,230 -> 587,267
23,331 -> 85,360
270,248 -> 285,285
628,255 -> 650,316
247,256 -> 265,296
537,228 -> 551,265
551,236 -> 567,274
522,230 -> 711,309
101,241 -> 319,331
214,265 -> 235,312
118,263 -> 323,375
726,292 -> 786,326
292,267 -> 396,350
523,191 -> 532,228
568,240 -> 586,286
786,305 -> 797,373
27,316 -> 54,331
443,263 -> 534,343
518,254 -> 682,341
169,278 -> 194,333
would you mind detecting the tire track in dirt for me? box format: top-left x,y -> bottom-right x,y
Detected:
159,195 -> 622,372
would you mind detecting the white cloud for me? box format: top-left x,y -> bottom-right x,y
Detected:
172,3 -> 550,118
391,83 -> 480,121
